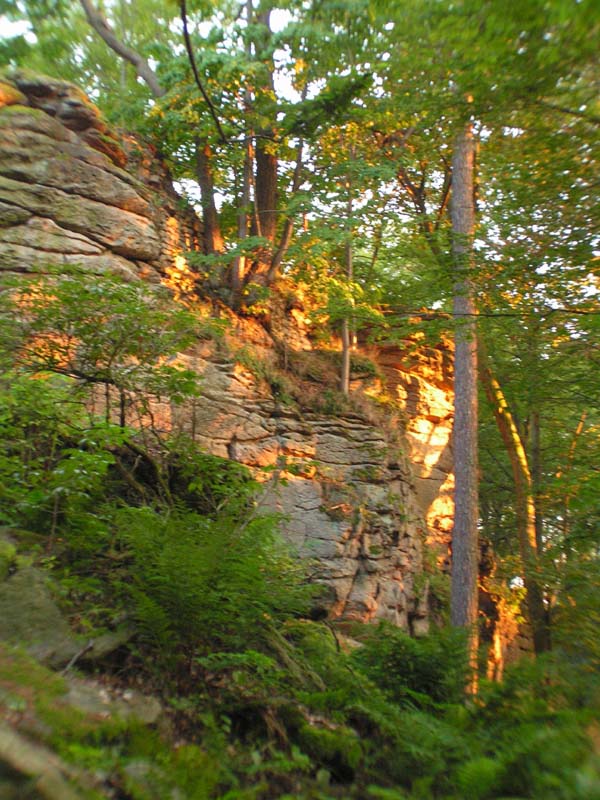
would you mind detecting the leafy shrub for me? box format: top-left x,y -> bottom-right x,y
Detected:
351,623 -> 469,707
0,269 -> 201,427
551,557 -> 600,682
113,505 -> 313,658
0,371 -> 127,538
455,757 -> 504,800
234,346 -> 295,404
324,350 -> 382,380
166,440 -> 258,516
296,721 -> 362,780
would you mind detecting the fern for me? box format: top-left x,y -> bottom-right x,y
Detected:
113,506 -> 313,660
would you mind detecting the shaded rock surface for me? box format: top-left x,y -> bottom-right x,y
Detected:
64,679 -> 163,725
0,566 -> 81,669
0,643 -> 166,800
0,723 -> 85,800
0,72 -> 455,629
0,532 -> 135,669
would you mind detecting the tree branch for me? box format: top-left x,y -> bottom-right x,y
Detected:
536,99 -> 600,126
434,166 -> 452,231
268,131 -> 307,281
79,0 -> 165,98
179,0 -> 228,143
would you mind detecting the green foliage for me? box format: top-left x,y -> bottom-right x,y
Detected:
552,557 -> 600,680
351,623 -> 469,708
0,371 -> 125,535
167,438 -> 258,516
283,71 -> 372,138
234,346 -> 295,405
455,757 -> 504,800
114,505 -> 312,657
0,270 -> 209,548
289,348 -> 382,387
296,721 -> 362,779
0,643 -> 228,800
0,268 -> 317,665
0,270 -> 201,412
311,388 -> 349,416
0,5 -> 598,795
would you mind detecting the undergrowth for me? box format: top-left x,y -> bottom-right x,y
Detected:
0,272 -> 598,799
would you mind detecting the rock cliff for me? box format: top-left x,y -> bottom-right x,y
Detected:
0,71 -> 201,281
0,71 -> 454,630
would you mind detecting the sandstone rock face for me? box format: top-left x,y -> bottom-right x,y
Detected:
168,333 -> 454,630
0,73 -> 454,630
0,71 -> 201,281
374,343 -> 454,572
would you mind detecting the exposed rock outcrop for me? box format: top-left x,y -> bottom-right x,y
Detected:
0,70 -> 201,281
0,644 -> 166,800
0,72 -> 455,629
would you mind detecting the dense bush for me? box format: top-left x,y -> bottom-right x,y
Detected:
114,505 -> 313,657
351,623 -> 469,707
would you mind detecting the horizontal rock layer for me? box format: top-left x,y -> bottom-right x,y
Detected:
0,71 -> 201,281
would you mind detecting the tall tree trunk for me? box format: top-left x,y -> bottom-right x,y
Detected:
479,349 -> 551,654
449,124 -> 479,684
255,138 -> 278,245
267,138 -> 304,282
232,133 -> 253,297
340,158 -> 354,396
231,0 -> 256,296
251,4 -> 278,279
195,139 -> 224,257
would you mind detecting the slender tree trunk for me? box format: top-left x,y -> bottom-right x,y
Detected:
231,0 -> 252,296
340,320 -> 351,395
117,0 -> 127,94
366,218 -> 385,285
251,5 -> 278,280
558,410 -> 588,544
479,349 -> 551,654
231,0 -> 255,296
267,141 -> 302,281
449,124 -> 479,684
232,134 -> 253,296
267,76 -> 308,284
195,139 -> 224,256
340,163 -> 354,397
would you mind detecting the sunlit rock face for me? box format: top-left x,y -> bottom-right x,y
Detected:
0,71 -> 201,280
0,73 -> 454,630
375,343 -> 454,574
171,333 -> 454,631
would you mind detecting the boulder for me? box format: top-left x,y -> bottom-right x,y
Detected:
0,723 -> 84,800
0,568 -> 80,669
64,679 -> 162,726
